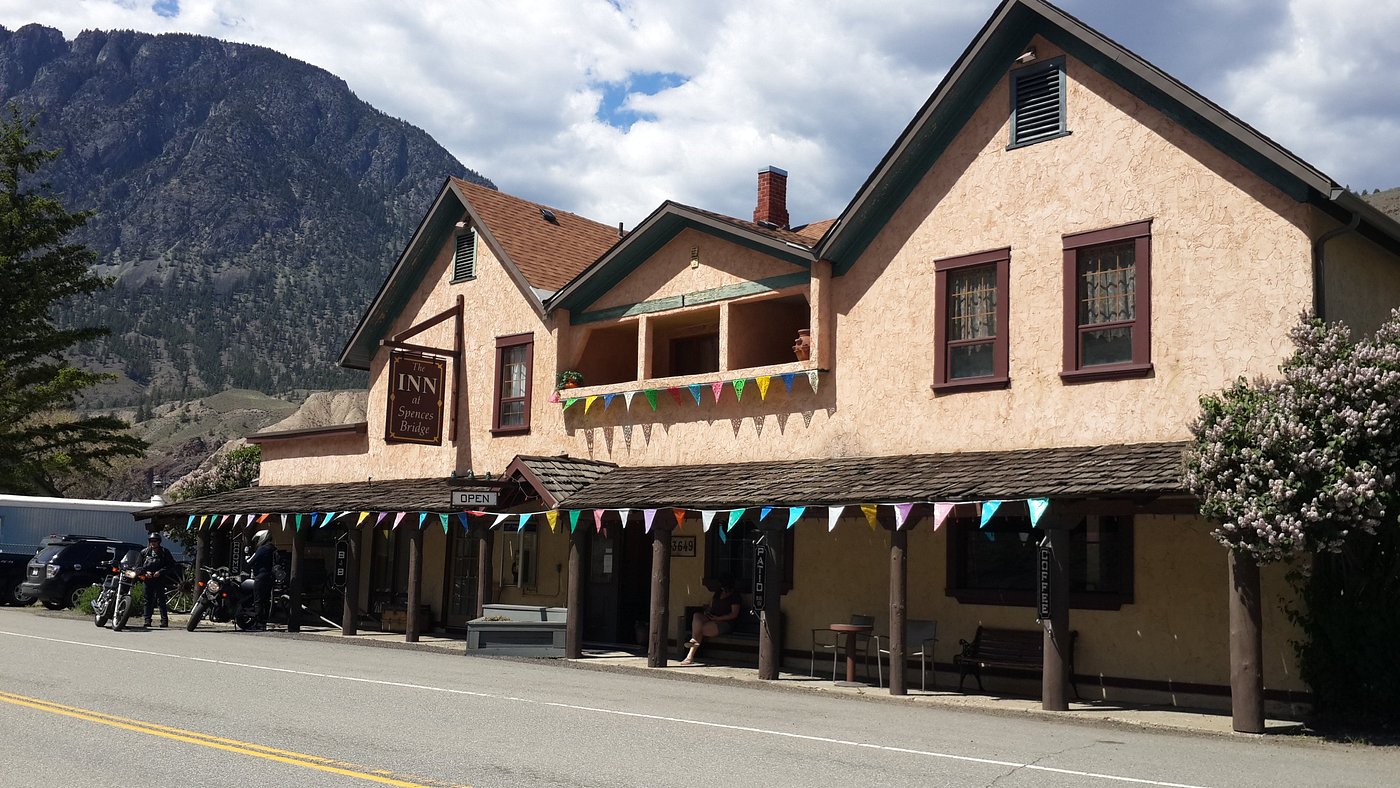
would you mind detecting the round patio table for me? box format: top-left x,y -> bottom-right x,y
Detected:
829,622 -> 875,687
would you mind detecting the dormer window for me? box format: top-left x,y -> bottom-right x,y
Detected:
452,227 -> 477,282
1009,57 -> 1068,149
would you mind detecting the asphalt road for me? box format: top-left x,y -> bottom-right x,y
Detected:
0,608 -> 1395,788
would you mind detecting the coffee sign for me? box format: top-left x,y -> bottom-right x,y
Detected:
386,352 -> 446,445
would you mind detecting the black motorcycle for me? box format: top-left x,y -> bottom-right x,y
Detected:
93,549 -> 145,631
186,566 -> 285,631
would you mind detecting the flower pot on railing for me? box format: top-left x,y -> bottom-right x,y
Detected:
793,329 -> 812,361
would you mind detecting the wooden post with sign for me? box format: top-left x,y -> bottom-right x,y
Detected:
757,525 -> 785,680
888,526 -> 908,695
287,523 -> 305,633
1041,525 -> 1070,711
406,525 -> 424,642
566,521 -> 588,659
341,528 -> 360,636
647,521 -> 674,667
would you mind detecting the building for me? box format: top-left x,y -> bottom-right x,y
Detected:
141,0 -> 1400,723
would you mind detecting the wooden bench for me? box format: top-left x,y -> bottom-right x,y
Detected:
954,626 -> 1079,697
677,605 -> 763,661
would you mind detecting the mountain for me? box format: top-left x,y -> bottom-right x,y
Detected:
0,23 -> 493,406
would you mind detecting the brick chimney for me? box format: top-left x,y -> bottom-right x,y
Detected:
753,166 -> 789,229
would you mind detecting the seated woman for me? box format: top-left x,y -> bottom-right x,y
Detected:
680,578 -> 742,665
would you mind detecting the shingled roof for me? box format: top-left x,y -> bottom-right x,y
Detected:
135,477 -> 507,521
557,442 -> 1189,509
451,178 -> 620,293
505,455 -> 618,508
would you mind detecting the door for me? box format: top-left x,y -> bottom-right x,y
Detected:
441,529 -> 480,629
583,523 -> 653,644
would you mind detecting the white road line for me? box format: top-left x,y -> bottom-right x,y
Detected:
1,629 -> 1212,788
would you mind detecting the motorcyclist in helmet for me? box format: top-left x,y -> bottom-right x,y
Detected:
246,529 -> 276,631
139,533 -> 176,628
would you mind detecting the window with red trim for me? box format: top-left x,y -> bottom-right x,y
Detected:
1062,220 -> 1152,382
492,333 -> 533,434
934,248 -> 1010,391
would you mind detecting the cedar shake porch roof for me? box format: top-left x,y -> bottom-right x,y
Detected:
505,455 -> 618,509
557,442 -> 1189,510
134,477 -> 508,522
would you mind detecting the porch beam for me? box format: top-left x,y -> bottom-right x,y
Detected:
888,525 -> 908,695
406,525 -> 424,642
647,521 -> 674,667
566,522 -> 588,659
342,527 -> 361,636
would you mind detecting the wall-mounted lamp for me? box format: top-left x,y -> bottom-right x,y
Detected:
455,220 -> 468,229
1015,47 -> 1037,65
690,245 -> 700,269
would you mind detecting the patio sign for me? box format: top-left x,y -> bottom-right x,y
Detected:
386,351 -> 446,445
752,540 -> 768,609
670,534 -> 696,557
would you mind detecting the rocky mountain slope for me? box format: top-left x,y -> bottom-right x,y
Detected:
0,23 -> 492,406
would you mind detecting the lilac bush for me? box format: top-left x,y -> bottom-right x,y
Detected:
1185,311 -> 1400,563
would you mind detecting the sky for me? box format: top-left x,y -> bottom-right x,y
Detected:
1,0 -> 1397,230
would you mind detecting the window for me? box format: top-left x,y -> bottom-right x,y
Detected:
934,248 -> 1010,391
501,527 -> 538,589
704,518 -> 794,594
1009,57 -> 1068,148
492,333 -> 533,434
945,510 -> 1134,610
452,228 -> 477,282
1062,220 -> 1152,381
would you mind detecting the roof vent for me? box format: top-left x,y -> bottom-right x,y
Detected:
540,207 -> 558,224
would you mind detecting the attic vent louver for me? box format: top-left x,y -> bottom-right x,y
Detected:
1010,58 -> 1067,147
453,227 -> 477,281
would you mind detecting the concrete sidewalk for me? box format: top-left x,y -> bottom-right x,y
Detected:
282,623 -> 1304,738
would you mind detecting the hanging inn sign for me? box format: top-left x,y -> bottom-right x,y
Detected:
385,351 -> 446,445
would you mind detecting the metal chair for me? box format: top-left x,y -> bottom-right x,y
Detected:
810,614 -> 879,682
879,619 -> 939,690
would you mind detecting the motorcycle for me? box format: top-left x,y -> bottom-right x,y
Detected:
186,566 -> 286,631
93,549 -> 146,631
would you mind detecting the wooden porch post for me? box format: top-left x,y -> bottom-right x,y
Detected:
758,525 -> 786,681
406,524 -> 424,642
1229,549 -> 1265,733
888,526 -> 908,695
647,522 -> 674,667
1042,525 -> 1071,711
476,526 -> 495,619
566,520 -> 588,658
194,530 -> 209,585
287,522 -> 305,633
341,527 -> 361,636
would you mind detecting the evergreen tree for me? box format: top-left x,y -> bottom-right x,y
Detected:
0,109 -> 145,495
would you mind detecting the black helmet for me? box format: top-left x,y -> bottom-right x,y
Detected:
147,533 -> 161,543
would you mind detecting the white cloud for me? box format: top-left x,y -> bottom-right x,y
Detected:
0,0 -> 1396,229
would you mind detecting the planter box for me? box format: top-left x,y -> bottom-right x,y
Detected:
467,605 -> 568,656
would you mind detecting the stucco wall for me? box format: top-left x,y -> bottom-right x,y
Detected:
258,432 -> 369,486
1319,212 -> 1400,335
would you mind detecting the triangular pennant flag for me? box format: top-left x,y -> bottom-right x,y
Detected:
894,503 -> 915,530
439,513 -> 449,533
458,512 -> 470,530
861,504 -> 879,530
392,512 -> 406,530
644,389 -> 659,411
760,505 -> 773,521
568,510 -> 581,533
548,389 -> 560,404
807,370 -> 819,393
357,511 -> 369,527
256,513 -> 269,524
492,513 -> 510,529
644,509 -> 657,533
186,515 -> 195,530
717,524 -> 728,543
1028,498 -> 1050,527
728,509 -> 744,530
546,510 -> 559,533
520,512 -> 534,529
584,395 -> 599,414
733,378 -> 747,401
623,391 -> 636,410
603,393 -> 616,411
295,513 -> 304,532
310,512 -> 322,528
673,508 -> 686,528
933,502 -> 955,531
667,387 -> 685,406
787,506 -> 805,528
593,509 -> 605,533
711,381 -> 724,402
616,509 -> 631,528
564,397 -> 579,410
418,512 -> 428,528
700,510 -> 718,532
781,372 -> 796,393
756,375 -> 771,400
688,384 -> 703,405
279,513 -> 288,531
827,505 -> 845,532
980,500 -> 1003,527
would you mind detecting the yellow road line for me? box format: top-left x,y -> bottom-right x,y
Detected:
0,690 -> 465,788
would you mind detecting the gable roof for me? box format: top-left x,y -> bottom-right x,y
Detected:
816,0 -> 1400,274
547,200 -> 818,316
339,178 -> 618,370
504,454 -> 618,509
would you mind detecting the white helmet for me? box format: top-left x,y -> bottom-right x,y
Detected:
253,529 -> 271,549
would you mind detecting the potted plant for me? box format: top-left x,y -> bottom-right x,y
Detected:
556,370 -> 584,390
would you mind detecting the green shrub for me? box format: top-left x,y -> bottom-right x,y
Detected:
75,582 -> 145,615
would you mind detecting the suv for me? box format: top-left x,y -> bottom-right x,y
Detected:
21,535 -> 145,610
1,551 -> 34,606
